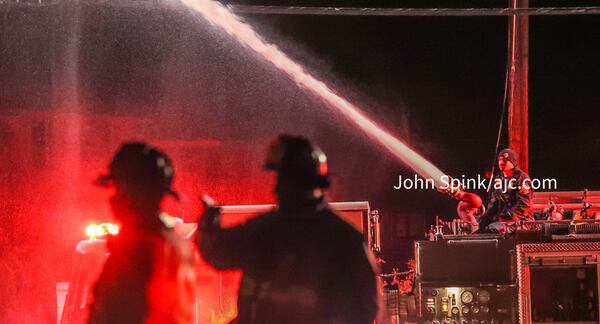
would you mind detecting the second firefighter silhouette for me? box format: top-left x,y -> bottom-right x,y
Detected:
198,135 -> 378,324
89,143 -> 197,324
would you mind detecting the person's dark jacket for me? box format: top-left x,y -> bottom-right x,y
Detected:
198,200 -> 378,324
479,167 -> 534,227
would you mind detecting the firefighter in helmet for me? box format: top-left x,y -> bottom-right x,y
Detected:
88,143 -> 197,324
198,134 -> 378,324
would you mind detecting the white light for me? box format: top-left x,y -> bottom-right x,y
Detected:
85,223 -> 119,238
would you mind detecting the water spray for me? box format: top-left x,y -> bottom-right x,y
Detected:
180,0 -> 469,201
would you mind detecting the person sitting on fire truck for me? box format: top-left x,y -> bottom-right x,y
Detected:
478,148 -> 534,233
88,143 -> 197,324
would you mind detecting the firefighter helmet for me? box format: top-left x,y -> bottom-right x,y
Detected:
96,142 -> 178,199
264,135 -> 330,188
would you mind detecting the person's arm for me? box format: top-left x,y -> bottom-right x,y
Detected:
504,174 -> 533,221
198,223 -> 254,270
197,204 -> 264,270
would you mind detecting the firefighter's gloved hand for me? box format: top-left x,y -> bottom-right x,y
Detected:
199,194 -> 222,231
499,211 -> 513,221
200,206 -> 222,230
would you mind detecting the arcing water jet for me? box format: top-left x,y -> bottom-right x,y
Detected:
181,0 -> 452,190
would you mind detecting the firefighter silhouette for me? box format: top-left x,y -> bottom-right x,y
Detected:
89,143 -> 197,324
198,135 -> 378,324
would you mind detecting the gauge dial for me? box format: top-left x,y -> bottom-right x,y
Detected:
460,291 -> 474,304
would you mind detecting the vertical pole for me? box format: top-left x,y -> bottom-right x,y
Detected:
508,0 -> 529,172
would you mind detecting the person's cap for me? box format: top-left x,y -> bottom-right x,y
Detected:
498,148 -> 518,167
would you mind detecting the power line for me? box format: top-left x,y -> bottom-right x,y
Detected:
2,1 -> 600,16
228,5 -> 600,17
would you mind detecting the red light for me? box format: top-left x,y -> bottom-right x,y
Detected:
319,162 -> 328,176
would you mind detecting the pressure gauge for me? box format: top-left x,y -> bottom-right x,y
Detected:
460,291 -> 474,304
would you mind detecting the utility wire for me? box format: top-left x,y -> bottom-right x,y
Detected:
3,1 -> 600,16
229,5 -> 600,17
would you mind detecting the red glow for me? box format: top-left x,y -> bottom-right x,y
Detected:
0,110 -> 278,322
319,162 -> 328,176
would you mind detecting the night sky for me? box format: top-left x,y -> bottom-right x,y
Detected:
0,0 -> 599,320
232,0 -> 600,189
